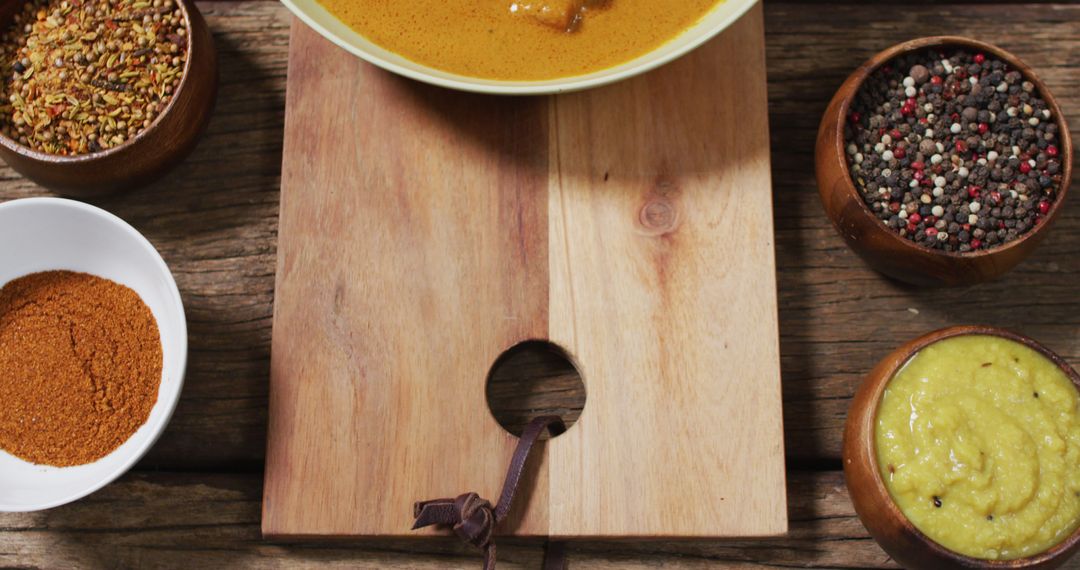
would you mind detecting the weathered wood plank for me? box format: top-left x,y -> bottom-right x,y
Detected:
3,471 -> 1076,568
0,2 -> 1075,471
0,471 -> 908,569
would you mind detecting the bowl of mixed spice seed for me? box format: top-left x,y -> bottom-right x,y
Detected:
816,37 -> 1072,287
0,0 -> 217,196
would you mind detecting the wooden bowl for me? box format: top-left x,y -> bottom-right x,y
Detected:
816,37 -> 1073,287
843,325 -> 1080,569
0,0 -> 218,197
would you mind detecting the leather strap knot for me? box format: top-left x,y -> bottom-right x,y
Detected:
412,492 -> 495,550
412,416 -> 568,570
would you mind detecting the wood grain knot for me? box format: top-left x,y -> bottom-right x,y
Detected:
639,198 -> 680,235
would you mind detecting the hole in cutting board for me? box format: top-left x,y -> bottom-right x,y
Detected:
485,341 -> 585,439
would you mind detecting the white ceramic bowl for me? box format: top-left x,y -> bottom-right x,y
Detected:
281,0 -> 759,95
0,198 -> 187,512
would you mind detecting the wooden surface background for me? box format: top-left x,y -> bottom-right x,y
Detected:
0,1 -> 1078,568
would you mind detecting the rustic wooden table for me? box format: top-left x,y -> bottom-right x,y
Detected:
1,2 -> 1077,568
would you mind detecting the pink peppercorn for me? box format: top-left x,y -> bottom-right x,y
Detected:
1039,201 -> 1051,215
1047,145 -> 1059,157
926,227 -> 939,237
1020,162 -> 1032,174
971,239 -> 982,249
974,53 -> 986,64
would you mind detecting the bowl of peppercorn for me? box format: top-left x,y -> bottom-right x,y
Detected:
816,36 -> 1072,287
0,0 -> 217,197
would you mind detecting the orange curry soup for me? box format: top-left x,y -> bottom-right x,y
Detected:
317,0 -> 724,80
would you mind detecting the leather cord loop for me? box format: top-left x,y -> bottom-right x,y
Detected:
412,415 -> 568,570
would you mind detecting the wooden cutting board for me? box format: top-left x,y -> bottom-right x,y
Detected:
264,3 -> 787,540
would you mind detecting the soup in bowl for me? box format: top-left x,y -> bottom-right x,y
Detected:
280,0 -> 758,94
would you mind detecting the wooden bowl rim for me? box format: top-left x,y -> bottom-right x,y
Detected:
858,325 -> 1080,567
829,35 -> 1074,260
0,0 -> 202,164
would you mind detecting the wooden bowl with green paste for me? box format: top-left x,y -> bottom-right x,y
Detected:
844,326 -> 1080,569
0,0 -> 217,196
